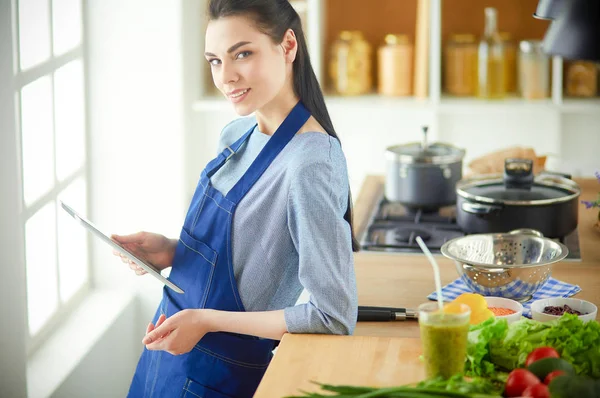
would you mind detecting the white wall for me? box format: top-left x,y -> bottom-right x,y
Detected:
51,296 -> 139,398
0,1 -> 28,396
188,100 -> 600,200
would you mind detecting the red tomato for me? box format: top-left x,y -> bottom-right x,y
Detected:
522,382 -> 550,398
544,370 -> 566,384
504,369 -> 541,397
525,347 -> 560,367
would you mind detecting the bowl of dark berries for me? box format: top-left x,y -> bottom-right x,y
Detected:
530,298 -> 598,323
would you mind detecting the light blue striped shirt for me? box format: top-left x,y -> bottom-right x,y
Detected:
209,116 -> 357,335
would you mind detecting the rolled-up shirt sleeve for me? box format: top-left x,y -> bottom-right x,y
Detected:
283,142 -> 358,335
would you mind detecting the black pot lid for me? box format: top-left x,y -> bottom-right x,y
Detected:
386,142 -> 465,164
457,174 -> 581,205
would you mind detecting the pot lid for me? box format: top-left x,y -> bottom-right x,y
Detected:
457,174 -> 580,205
387,142 -> 465,163
386,127 -> 465,164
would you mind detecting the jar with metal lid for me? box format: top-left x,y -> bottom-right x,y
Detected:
565,61 -> 598,97
385,126 -> 466,211
329,30 -> 372,96
444,34 -> 478,96
377,34 -> 413,96
500,32 -> 517,94
518,40 -> 550,99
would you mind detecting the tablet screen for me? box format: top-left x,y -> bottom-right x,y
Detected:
60,201 -> 184,294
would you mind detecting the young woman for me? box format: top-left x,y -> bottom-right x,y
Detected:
112,1 -> 359,397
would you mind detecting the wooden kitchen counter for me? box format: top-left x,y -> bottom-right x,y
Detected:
254,176 -> 600,397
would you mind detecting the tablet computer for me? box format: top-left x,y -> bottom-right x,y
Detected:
60,201 -> 184,294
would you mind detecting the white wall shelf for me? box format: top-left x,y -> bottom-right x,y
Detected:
561,99 -> 600,114
191,0 -> 599,115
437,96 -> 557,114
193,94 -> 432,112
193,95 -> 572,114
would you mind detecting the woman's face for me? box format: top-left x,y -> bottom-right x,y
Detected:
205,16 -> 290,116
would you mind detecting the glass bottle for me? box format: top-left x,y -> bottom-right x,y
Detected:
500,32 -> 517,94
477,7 -> 505,99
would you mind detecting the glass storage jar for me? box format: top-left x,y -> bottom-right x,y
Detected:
444,34 -> 478,96
377,34 -> 413,96
518,40 -> 550,100
329,30 -> 372,95
565,61 -> 598,97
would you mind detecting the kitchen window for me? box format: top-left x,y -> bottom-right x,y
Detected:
11,0 -> 91,354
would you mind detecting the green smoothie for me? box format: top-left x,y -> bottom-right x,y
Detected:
418,303 -> 471,379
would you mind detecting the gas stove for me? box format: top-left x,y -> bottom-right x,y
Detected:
360,194 -> 581,261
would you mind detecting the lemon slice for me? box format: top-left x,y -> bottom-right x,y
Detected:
470,308 -> 495,325
443,302 -> 466,314
453,293 -> 488,313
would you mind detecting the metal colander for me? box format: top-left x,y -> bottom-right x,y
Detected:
441,230 -> 569,301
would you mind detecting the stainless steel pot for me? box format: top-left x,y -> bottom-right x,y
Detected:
456,158 -> 581,238
385,126 -> 466,211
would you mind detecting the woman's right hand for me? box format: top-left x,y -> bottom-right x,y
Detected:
111,232 -> 177,275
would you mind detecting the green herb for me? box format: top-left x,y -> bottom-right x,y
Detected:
416,374 -> 504,394
286,376 -> 503,398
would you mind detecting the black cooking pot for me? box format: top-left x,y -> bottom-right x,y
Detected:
456,158 -> 581,238
385,126 -> 466,211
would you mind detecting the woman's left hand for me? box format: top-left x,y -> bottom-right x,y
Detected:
142,309 -> 212,356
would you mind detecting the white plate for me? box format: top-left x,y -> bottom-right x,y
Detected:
60,201 -> 184,294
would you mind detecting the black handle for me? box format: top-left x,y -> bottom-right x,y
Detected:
359,305 -> 407,312
504,158 -> 534,190
357,306 -> 416,322
357,309 -> 396,322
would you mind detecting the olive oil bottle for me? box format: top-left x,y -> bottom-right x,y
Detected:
477,7 -> 506,99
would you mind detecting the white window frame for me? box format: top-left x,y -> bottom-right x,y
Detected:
10,0 -> 92,355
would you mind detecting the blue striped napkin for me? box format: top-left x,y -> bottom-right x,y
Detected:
427,277 -> 581,318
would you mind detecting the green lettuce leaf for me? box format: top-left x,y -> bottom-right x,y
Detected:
482,314 -> 600,378
464,317 -> 508,377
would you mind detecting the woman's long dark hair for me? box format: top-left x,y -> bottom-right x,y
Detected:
208,0 -> 360,251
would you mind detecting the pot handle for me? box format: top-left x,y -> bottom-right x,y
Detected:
461,202 -> 502,215
539,170 -> 572,180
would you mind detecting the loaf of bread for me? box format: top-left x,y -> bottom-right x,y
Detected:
467,147 -> 546,176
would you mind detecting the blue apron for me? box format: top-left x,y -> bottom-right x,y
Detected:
127,102 -> 311,398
